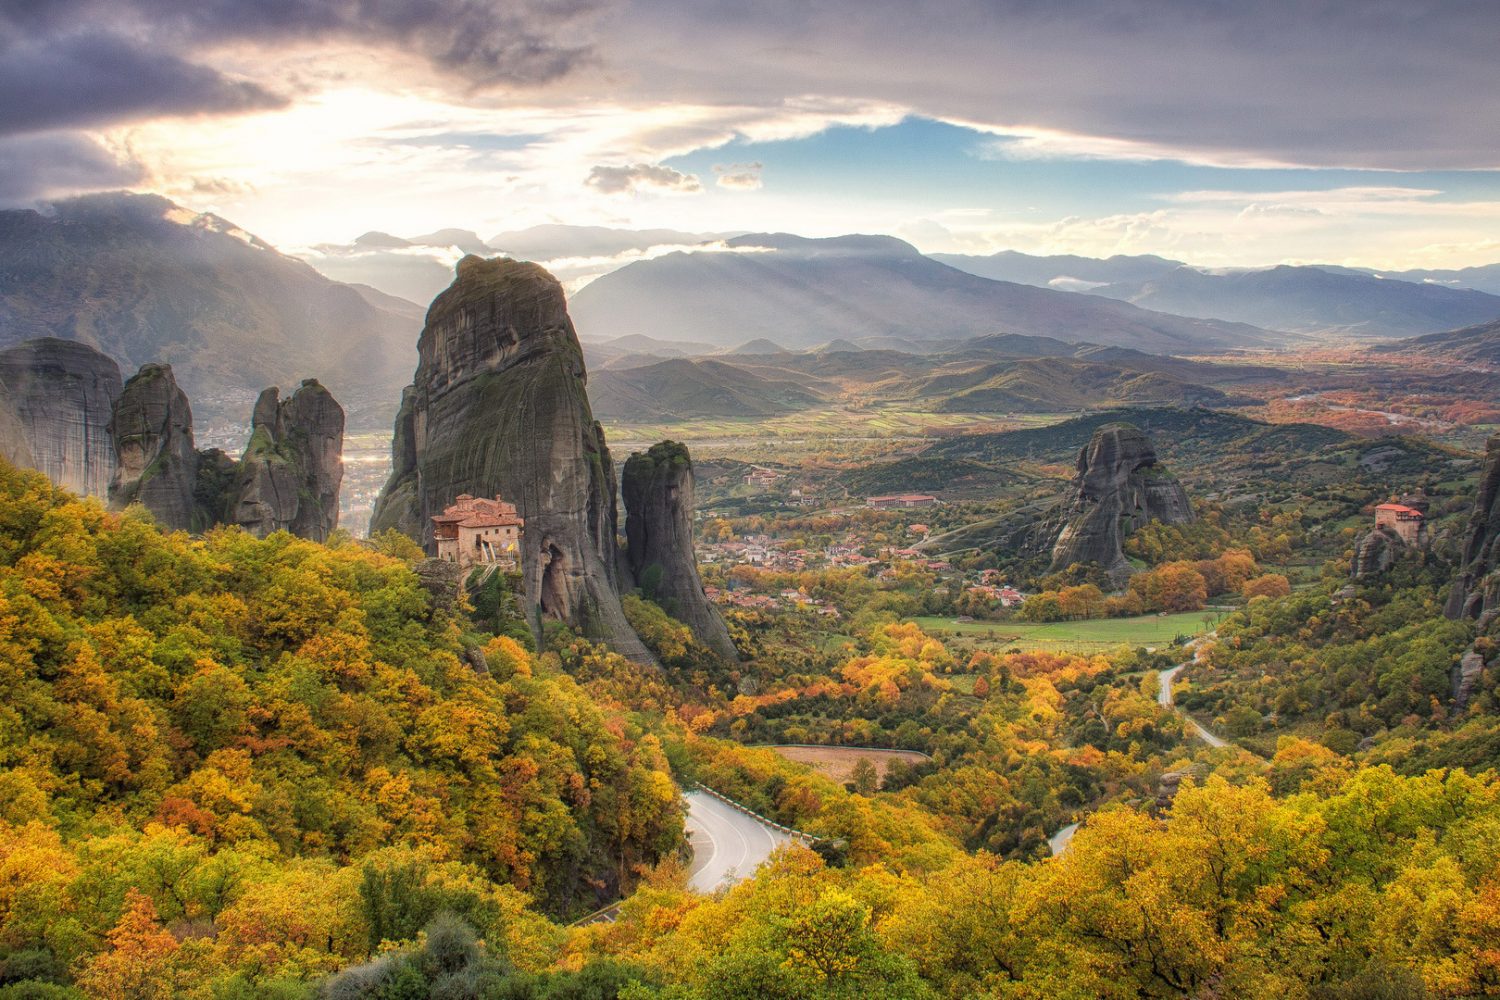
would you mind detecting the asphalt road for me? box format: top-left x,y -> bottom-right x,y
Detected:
684,789 -> 793,893
1158,663 -> 1227,748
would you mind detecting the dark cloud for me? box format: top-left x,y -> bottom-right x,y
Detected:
608,0 -> 1500,170
586,163 -> 703,195
0,32 -> 285,135
0,0 -> 606,135
0,133 -> 144,204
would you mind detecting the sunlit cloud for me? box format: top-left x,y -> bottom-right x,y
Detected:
586,162 -> 703,195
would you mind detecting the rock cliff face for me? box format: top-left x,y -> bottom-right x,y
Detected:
0,338 -> 121,496
1044,422 -> 1194,583
1446,436 -> 1500,704
371,256 -> 655,662
1447,435 -> 1500,624
1351,527 -> 1405,579
231,380 -> 345,542
108,364 -> 205,530
622,441 -> 739,662
0,395 -> 34,472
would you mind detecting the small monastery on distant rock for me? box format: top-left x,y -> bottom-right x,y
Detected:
1373,494 -> 1429,546
432,494 -> 524,569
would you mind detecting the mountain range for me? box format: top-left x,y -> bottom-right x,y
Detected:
568,233 -> 1287,354
0,193 -> 420,428
305,223 -> 735,303
937,251 -> 1500,338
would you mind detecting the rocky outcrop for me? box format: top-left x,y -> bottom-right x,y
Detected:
1446,434 -> 1500,705
622,441 -> 738,662
1447,434 -> 1500,626
108,364 -> 205,530
371,256 -> 654,663
0,338 -> 121,496
231,380 -> 344,542
1043,422 -> 1194,583
1351,527 -> 1405,579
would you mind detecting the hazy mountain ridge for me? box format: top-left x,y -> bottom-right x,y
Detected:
589,357 -> 827,420
939,250 -> 1500,338
0,192 -> 418,428
569,233 -> 1290,354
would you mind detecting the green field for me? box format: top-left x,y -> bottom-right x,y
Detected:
914,610 -> 1223,654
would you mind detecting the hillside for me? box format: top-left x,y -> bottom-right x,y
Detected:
568,233 -> 1290,353
0,193 -> 419,428
1371,317 -> 1500,366
922,406 -> 1443,488
915,357 -> 1231,412
588,358 -> 827,420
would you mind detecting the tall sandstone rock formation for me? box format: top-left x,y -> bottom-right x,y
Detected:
622,441 -> 738,662
0,338 -> 121,496
1447,434 -> 1500,625
372,256 -> 733,666
371,256 -> 654,662
1446,434 -> 1500,704
231,380 -> 345,541
108,363 -> 209,530
1044,422 -> 1194,583
0,395 -> 34,472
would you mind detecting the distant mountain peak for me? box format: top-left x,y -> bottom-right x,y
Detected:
354,230 -> 412,249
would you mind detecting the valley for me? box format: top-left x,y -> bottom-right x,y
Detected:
4,212 -> 1500,1000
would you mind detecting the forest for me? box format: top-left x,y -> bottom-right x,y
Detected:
1,453 -> 1499,999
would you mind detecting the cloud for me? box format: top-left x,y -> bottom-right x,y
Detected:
0,31 -> 285,136
0,0 -> 608,136
0,132 -> 144,204
603,0 -> 1500,170
713,162 -> 763,190
585,163 -> 703,195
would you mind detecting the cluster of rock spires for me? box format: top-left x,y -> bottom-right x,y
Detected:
1039,422 -> 1195,584
372,255 -> 735,666
0,337 -> 343,541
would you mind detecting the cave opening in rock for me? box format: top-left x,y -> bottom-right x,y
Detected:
540,542 -> 568,619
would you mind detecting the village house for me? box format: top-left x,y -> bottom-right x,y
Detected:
867,493 -> 938,510
432,494 -> 524,570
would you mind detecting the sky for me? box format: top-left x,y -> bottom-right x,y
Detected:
4,0 -> 1500,269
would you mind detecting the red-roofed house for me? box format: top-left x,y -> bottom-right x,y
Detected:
433,494 -> 524,569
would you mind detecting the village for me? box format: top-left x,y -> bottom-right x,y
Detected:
696,491 -> 1027,620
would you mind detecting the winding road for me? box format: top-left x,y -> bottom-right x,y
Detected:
1158,662 -> 1227,748
1051,654 -> 1229,856
684,789 -> 794,893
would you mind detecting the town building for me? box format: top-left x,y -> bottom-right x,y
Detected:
432,494 -> 524,569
